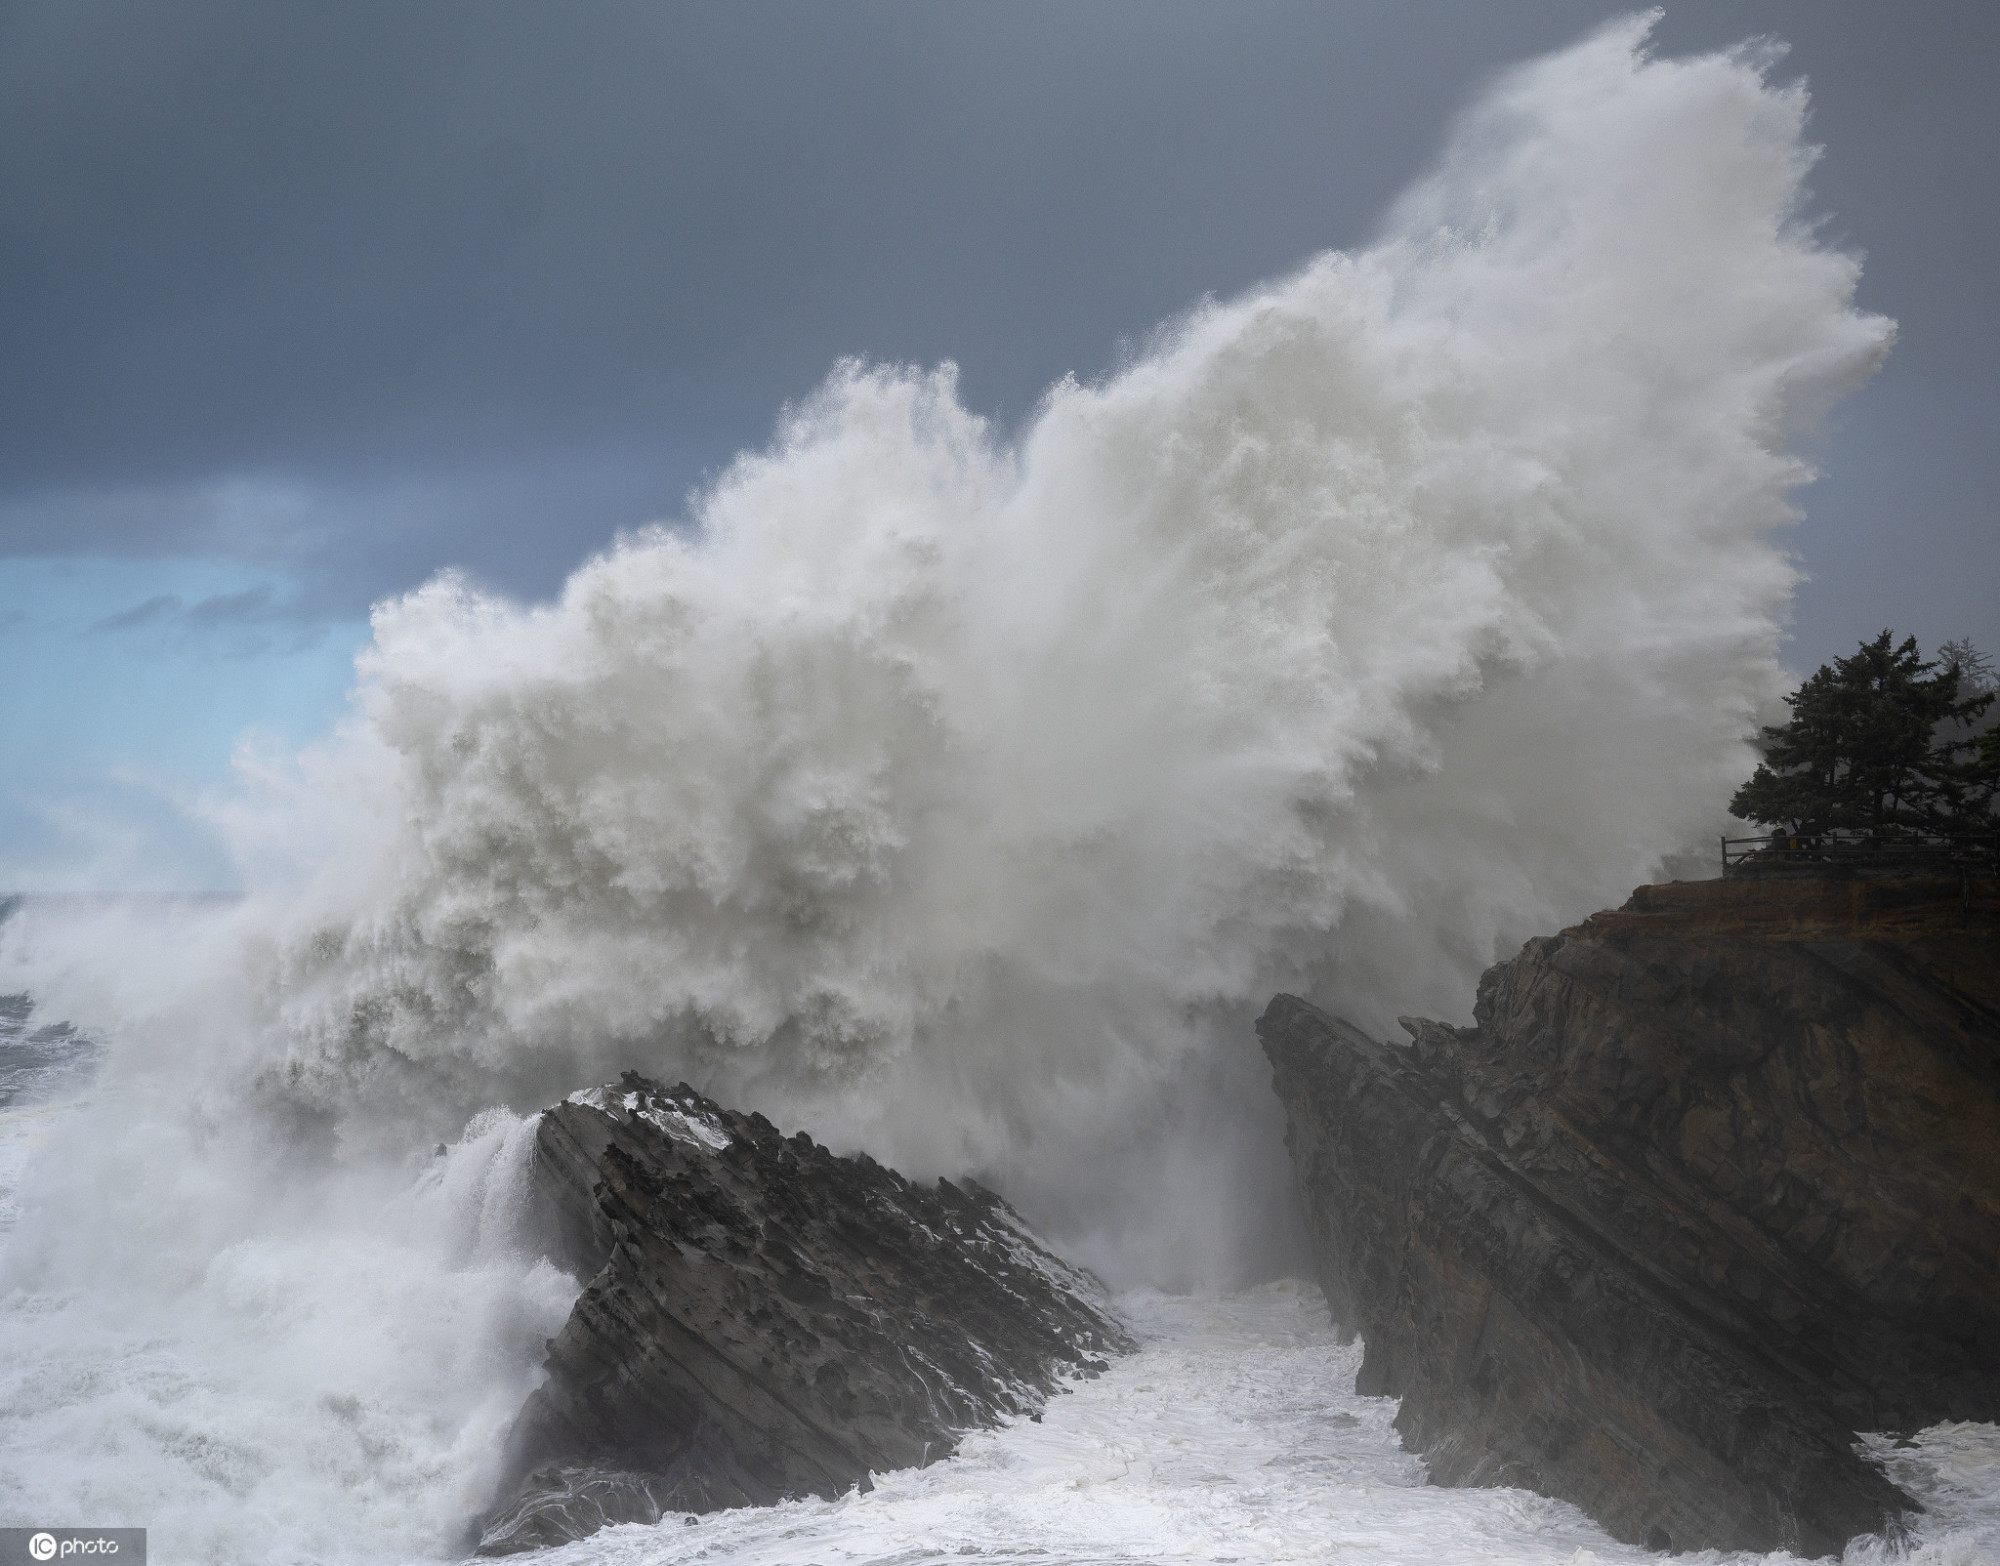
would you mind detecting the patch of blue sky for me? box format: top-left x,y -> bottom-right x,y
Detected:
0,557 -> 370,892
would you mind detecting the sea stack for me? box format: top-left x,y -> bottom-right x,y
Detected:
478,1074 -> 1131,1554
1260,874 -> 2000,1556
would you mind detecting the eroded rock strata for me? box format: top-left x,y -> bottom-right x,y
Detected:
478,1074 -> 1130,1554
1260,874 -> 2000,1557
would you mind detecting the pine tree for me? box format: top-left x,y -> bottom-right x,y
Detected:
1730,631 -> 1995,838
1932,639 -> 2000,831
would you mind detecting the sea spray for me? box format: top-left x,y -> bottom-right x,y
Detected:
211,16 -> 1885,1270
0,17 -> 1903,1560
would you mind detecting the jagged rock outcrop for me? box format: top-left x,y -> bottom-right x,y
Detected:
1260,874 -> 2000,1558
477,1074 -> 1131,1554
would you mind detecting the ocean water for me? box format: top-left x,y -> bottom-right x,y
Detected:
535,1286 -> 2000,1566
2,16 -> 1987,1564
0,986 -> 98,1240
2,1026 -> 1993,1566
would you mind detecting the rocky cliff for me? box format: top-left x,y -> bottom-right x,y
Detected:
1260,874 -> 2000,1557
477,1074 -> 1130,1554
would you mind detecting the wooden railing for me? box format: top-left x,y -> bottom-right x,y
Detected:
1721,828 -> 1999,877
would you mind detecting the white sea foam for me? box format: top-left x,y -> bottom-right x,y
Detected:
0,15 -> 1941,1562
530,1286 -> 2000,1566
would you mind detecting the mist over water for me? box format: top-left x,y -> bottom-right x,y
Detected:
0,18 -> 1944,1562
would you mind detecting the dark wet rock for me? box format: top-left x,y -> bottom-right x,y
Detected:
477,1074 -> 1131,1554
1260,874 -> 2000,1558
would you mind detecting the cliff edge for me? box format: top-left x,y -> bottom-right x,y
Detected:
1259,874 -> 2000,1557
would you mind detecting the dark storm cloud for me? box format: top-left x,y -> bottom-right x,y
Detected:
1,1 -> 1995,655
85,581 -> 329,660
0,0 -> 1612,602
87,595 -> 182,634
184,586 -> 279,628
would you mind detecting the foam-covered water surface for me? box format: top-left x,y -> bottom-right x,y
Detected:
532,1286 -> 2000,1566
0,1089 -> 579,1560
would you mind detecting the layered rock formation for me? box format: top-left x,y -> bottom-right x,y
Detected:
1261,874 -> 2000,1557
478,1074 -> 1130,1554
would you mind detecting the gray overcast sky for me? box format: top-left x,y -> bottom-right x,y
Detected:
1,2 -> 1996,886
4,1 -> 1993,635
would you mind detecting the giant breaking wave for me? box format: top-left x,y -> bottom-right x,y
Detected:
0,18 -> 1897,1561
